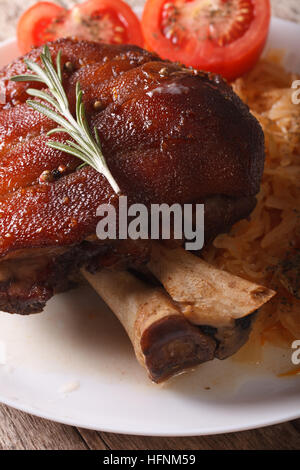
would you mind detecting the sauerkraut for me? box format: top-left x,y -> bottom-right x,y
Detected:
202,53 -> 300,348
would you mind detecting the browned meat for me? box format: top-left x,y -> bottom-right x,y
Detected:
0,38 -> 265,315
201,313 -> 257,360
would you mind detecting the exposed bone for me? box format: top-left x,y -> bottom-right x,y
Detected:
82,268 -> 216,383
147,243 -> 276,328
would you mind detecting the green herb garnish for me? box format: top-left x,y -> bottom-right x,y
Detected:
11,45 -> 121,195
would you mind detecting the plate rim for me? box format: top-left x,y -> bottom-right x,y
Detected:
0,391 -> 299,437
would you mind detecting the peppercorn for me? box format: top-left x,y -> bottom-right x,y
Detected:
93,100 -> 104,111
64,61 -> 74,73
39,170 -> 54,183
58,164 -> 67,174
159,67 -> 169,77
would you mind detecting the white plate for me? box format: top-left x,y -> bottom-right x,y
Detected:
0,17 -> 299,437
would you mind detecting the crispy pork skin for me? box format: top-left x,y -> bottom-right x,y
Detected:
0,38 -> 265,315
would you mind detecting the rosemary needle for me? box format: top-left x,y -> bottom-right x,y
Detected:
11,45 -> 121,195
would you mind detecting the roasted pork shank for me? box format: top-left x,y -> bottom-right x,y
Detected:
0,38 -> 265,315
0,39 -> 272,380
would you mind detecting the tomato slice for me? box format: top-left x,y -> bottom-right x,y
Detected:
18,2 -> 66,54
18,0 -> 144,55
56,0 -> 144,46
142,0 -> 271,80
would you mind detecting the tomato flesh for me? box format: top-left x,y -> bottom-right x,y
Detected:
50,5 -> 130,45
18,0 -> 143,54
161,0 -> 254,47
33,15 -> 63,45
83,8 -> 128,44
17,2 -> 65,54
142,0 -> 271,80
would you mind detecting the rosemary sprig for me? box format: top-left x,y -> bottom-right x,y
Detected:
11,45 -> 121,195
